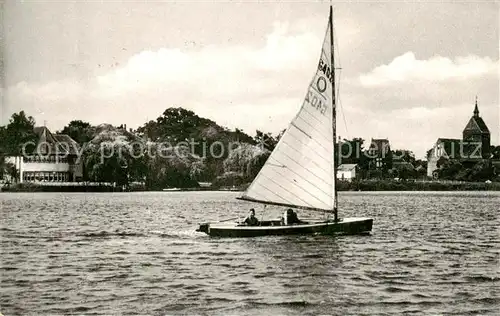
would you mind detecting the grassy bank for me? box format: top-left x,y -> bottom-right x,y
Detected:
0,182 -> 146,192
336,179 -> 500,191
3,180 -> 499,192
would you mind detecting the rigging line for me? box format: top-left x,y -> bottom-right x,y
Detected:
292,115 -> 331,148
289,125 -> 331,158
261,150 -> 333,198
284,77 -> 321,141
279,130 -> 332,169
331,12 -> 349,138
245,110 -> 299,197
254,172 -> 330,209
279,138 -> 334,177
261,162 -> 332,203
242,95 -> 320,198
252,173 -> 318,209
299,106 -> 331,135
263,166 -> 332,203
281,129 -> 332,163
337,71 -> 349,137
283,126 -> 331,157
273,146 -> 333,183
239,196 -> 332,213
293,110 -> 333,146
267,162 -> 286,168
291,122 -> 312,139
243,183 -> 290,209
267,144 -> 333,192
270,137 -> 333,178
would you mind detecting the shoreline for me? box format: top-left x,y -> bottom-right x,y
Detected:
1,180 -> 500,192
336,179 -> 500,191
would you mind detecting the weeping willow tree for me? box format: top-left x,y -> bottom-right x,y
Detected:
83,124 -> 147,185
145,143 -> 205,189
211,143 -> 270,188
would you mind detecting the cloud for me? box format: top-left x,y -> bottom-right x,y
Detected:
4,21 -> 324,135
95,21 -> 321,102
3,20 -> 498,160
359,52 -> 498,86
10,80 -> 85,103
338,102 -> 498,159
251,21 -> 319,70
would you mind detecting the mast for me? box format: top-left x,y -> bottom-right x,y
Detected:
330,5 -> 339,222
237,7 -> 339,214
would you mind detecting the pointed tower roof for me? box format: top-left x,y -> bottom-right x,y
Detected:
463,97 -> 489,135
473,96 -> 479,117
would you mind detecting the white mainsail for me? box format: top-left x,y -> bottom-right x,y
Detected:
240,13 -> 336,212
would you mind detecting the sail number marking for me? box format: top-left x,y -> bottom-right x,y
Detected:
318,59 -> 333,84
316,77 -> 327,93
305,56 -> 332,115
304,73 -> 329,114
305,88 -> 327,114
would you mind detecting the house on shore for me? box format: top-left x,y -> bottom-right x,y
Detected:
337,164 -> 358,182
4,126 -> 83,183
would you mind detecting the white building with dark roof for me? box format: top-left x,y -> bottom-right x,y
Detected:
337,164 -> 358,182
5,126 -> 83,183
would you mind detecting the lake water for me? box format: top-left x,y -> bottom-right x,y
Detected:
1,191 -> 499,315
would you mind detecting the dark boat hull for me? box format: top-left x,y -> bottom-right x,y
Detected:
197,217 -> 373,238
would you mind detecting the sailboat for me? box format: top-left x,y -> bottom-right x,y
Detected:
197,6 -> 373,237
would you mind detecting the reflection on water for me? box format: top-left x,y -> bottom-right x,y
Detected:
1,191 -> 499,315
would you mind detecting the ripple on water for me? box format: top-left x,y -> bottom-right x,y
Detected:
0,191 -> 499,315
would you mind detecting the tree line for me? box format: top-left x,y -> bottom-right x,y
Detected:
2,108 -> 499,187
0,108 -> 282,189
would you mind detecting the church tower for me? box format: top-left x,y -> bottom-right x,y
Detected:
462,97 -> 491,158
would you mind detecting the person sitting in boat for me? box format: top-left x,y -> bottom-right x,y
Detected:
243,208 -> 259,226
282,208 -> 302,225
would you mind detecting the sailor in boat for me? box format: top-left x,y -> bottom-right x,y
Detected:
243,208 -> 259,226
282,209 -> 303,225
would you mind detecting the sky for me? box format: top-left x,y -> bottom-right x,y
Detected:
1,0 -> 499,158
